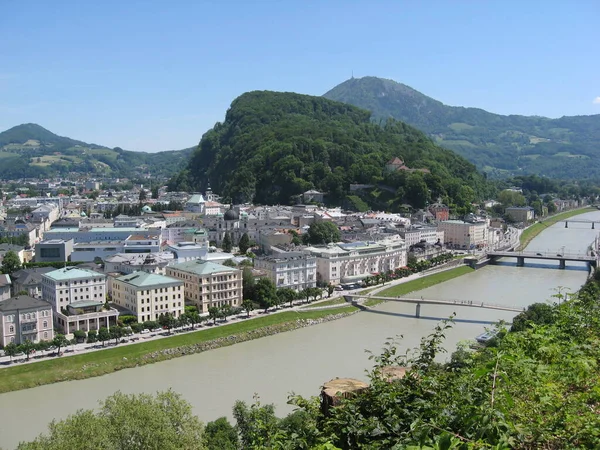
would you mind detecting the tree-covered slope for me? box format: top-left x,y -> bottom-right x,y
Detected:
324,76 -> 600,179
170,91 -> 492,210
0,123 -> 194,179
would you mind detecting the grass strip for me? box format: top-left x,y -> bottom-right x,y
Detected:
301,298 -> 346,308
518,207 -> 595,250
0,306 -> 357,394
374,266 -> 475,299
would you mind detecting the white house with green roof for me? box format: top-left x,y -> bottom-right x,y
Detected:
41,267 -> 119,334
111,271 -> 184,323
166,260 -> 242,313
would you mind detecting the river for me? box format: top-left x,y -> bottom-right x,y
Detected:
1,211 -> 598,448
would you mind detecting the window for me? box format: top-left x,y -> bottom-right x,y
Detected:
9,325 -> 14,333
43,321 -> 48,328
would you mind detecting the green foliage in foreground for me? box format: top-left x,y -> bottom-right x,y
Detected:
23,275 -> 600,448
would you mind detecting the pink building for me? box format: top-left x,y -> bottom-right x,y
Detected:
0,295 -> 54,346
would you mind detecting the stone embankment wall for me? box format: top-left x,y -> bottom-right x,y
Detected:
142,311 -> 358,363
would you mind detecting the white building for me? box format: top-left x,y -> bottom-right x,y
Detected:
254,252 -> 317,291
305,235 -> 407,285
41,267 -> 119,334
438,220 -> 488,250
104,252 -> 175,275
110,271 -> 184,323
184,194 -> 205,213
398,226 -> 443,248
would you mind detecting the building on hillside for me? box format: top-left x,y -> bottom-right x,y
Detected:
302,190 -> 324,204
305,235 -> 407,285
0,295 -> 54,346
41,267 -> 119,334
110,271 -> 184,323
429,203 -> 450,221
254,252 -> 317,291
505,206 -> 535,223
184,194 -> 205,213
0,274 -> 11,302
438,220 -> 488,250
385,157 -> 430,174
166,260 -> 242,313
104,252 -> 175,275
35,239 -> 74,262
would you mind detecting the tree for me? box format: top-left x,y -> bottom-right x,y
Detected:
498,189 -> 526,207
222,232 -> 233,253
327,284 -> 335,298
19,339 -> 36,361
158,313 -> 177,334
87,330 -> 98,343
219,304 -> 234,322
305,222 -> 341,245
18,390 -> 205,450
97,327 -> 110,347
241,299 -> 255,318
277,288 -> 297,308
404,173 -> 430,209
138,189 -> 147,202
233,397 -> 280,449
222,259 -> 237,268
204,417 -> 238,450
511,303 -> 555,332
208,306 -> 221,325
73,329 -> 86,343
254,278 -> 277,313
52,334 -> 70,355
3,341 -> 18,362
242,267 -> 256,301
238,232 -> 251,254
109,326 -> 124,345
151,186 -> 159,199
1,250 -> 21,275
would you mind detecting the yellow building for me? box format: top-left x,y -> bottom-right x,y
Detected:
111,271 -> 184,323
166,260 -> 242,313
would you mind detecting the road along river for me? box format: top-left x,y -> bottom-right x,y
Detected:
0,210 -> 598,448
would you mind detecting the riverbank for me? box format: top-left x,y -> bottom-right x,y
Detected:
361,266 -> 475,306
517,206 -> 595,250
0,306 -> 357,394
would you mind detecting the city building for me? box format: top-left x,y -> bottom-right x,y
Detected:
104,252 -> 175,275
110,271 -> 184,323
0,295 -> 54,346
305,235 -> 407,285
35,239 -> 74,262
166,260 -> 242,313
10,268 -> 54,298
41,267 -> 107,311
438,220 -> 488,249
0,274 -> 11,302
505,206 -> 535,223
254,252 -> 317,291
184,194 -> 205,213
429,203 -> 450,221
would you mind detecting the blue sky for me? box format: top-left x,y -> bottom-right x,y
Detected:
1,1 -> 598,152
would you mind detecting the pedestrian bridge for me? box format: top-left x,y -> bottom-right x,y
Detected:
344,294 -> 524,318
486,250 -> 596,269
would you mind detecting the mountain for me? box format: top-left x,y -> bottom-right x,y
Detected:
324,77 -> 600,179
0,124 -> 194,179
169,91 -> 493,212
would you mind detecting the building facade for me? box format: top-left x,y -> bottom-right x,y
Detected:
505,206 -> 535,223
0,295 -> 54,346
111,271 -> 184,323
254,252 -> 317,291
166,260 -> 242,313
438,220 -> 488,249
305,235 -> 407,285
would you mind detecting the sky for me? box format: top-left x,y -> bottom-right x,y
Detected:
1,1 -> 598,152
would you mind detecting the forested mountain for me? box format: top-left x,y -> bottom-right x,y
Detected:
324,77 -> 600,179
0,123 -> 194,179
169,91 -> 493,212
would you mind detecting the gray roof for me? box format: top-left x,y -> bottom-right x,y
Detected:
10,267 -> 54,286
0,295 -> 52,312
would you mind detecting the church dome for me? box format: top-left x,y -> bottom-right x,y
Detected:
80,211 -> 87,217
142,205 -> 152,213
224,205 -> 239,221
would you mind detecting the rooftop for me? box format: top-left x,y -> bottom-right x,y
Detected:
168,259 -> 239,276
0,295 -> 52,312
44,267 -> 105,281
116,271 -> 182,288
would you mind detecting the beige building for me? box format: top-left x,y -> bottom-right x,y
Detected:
438,220 -> 488,250
305,235 -> 407,285
111,271 -> 184,323
505,206 -> 535,223
166,260 -> 242,313
0,295 -> 54,346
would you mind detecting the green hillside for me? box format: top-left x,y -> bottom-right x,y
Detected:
0,123 -> 194,179
169,91 -> 493,211
324,76 -> 600,179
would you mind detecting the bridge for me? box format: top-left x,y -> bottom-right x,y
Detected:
486,250 -> 596,269
557,219 -> 600,229
344,294 -> 524,318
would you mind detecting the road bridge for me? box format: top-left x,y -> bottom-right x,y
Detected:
551,218 -> 600,229
344,294 -> 524,318
486,250 -> 596,269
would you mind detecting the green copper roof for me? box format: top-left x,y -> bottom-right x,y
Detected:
44,267 -> 105,281
116,271 -> 182,288
168,260 -> 239,276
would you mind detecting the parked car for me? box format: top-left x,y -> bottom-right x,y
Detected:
335,286 -> 344,291
140,329 -> 150,334
536,252 -> 543,256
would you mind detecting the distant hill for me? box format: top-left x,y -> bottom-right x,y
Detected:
324,77 -> 600,179
169,91 -> 493,212
0,124 -> 194,179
